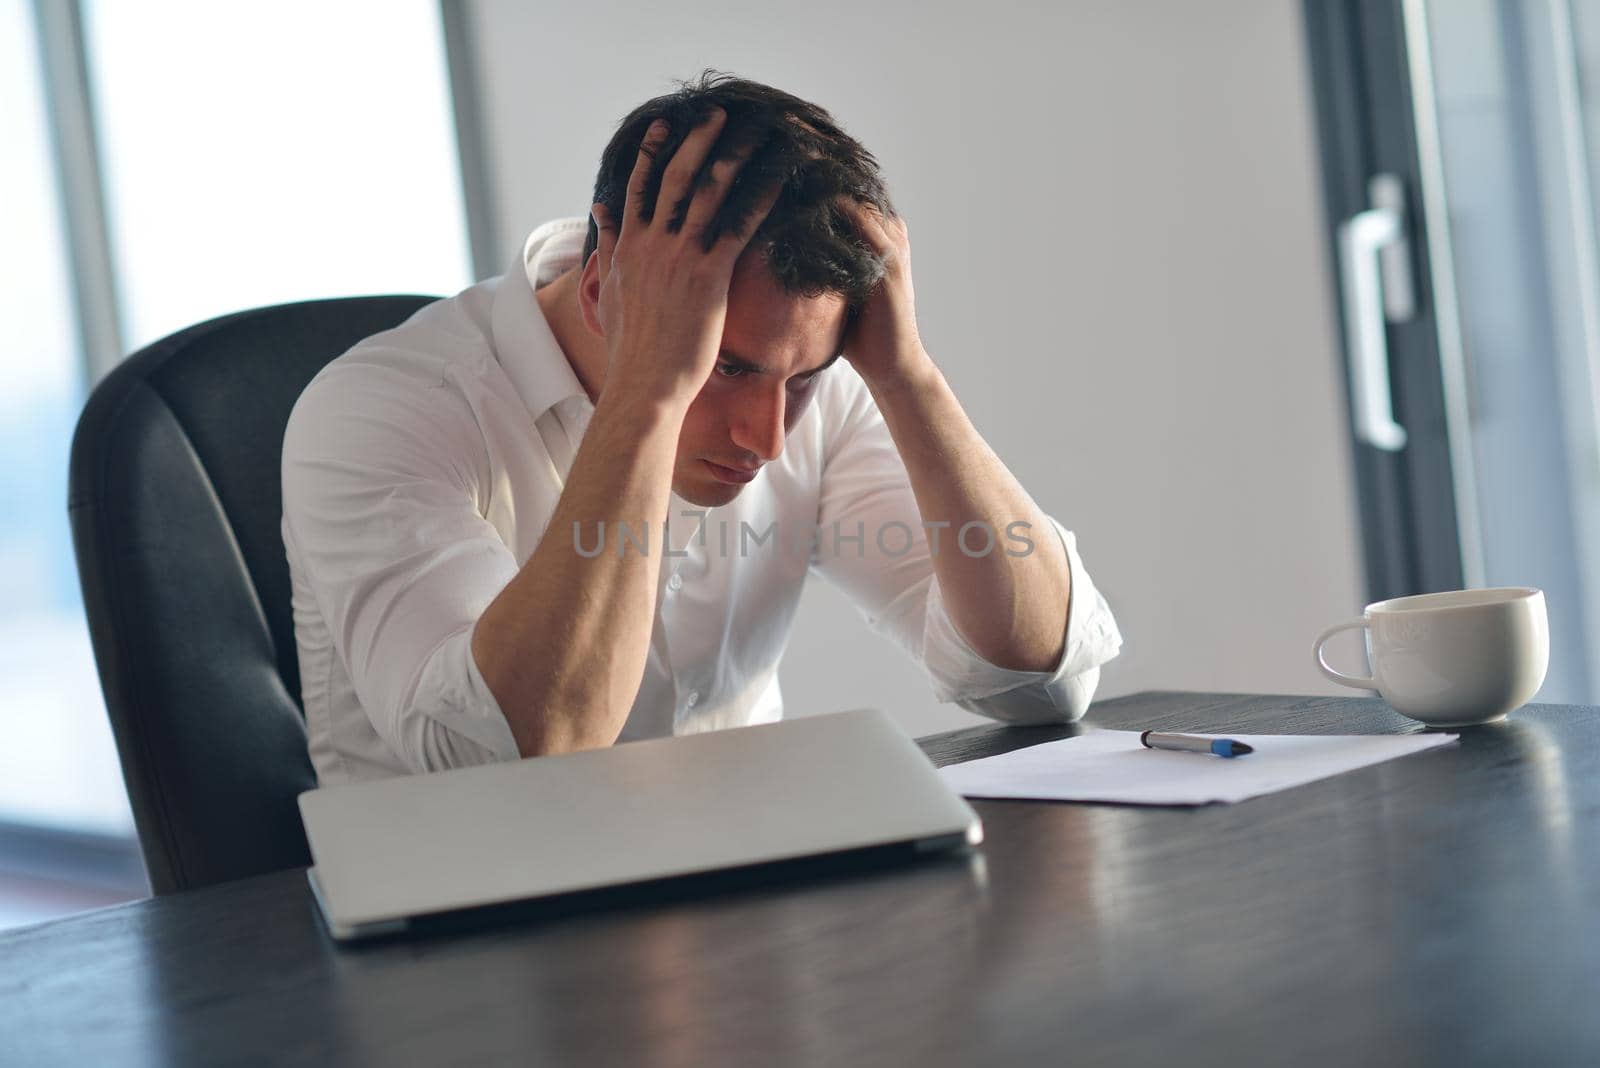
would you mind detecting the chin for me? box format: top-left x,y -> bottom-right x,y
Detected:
675,473 -> 748,511
675,481 -> 743,508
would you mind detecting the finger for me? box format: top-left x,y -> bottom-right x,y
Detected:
657,107 -> 728,232
682,133 -> 763,236
835,196 -> 891,253
591,202 -> 617,272
713,173 -> 785,258
625,119 -> 672,226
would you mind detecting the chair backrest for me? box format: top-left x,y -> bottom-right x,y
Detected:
68,295 -> 437,894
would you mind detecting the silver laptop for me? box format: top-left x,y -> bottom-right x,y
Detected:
299,708 -> 982,940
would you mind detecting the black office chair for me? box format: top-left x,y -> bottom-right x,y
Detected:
68,295 -> 438,895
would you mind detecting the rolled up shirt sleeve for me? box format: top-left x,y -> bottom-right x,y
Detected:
922,517 -> 1122,723
810,364 -> 1122,726
282,357 -> 522,774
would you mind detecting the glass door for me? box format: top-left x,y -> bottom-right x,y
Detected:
1308,0 -> 1600,703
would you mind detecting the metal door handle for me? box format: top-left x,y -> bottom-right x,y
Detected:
1338,174 -> 1414,452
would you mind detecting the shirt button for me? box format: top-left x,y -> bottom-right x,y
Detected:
684,690 -> 700,709
667,573 -> 683,592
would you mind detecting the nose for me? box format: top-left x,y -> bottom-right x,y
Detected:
730,383 -> 786,463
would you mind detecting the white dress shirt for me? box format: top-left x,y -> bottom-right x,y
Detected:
282,217 -> 1123,785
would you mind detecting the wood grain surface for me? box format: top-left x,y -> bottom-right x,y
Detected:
3,691 -> 1597,1067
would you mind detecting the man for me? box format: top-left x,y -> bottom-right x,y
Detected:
282,73 -> 1121,785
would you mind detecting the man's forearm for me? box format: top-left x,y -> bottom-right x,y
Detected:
863,357 -> 1071,673
471,104 -> 786,758
471,389 -> 686,757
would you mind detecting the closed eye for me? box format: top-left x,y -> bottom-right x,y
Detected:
716,363 -> 825,387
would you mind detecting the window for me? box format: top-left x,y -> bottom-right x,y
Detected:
2,0 -> 476,928
0,0 -> 126,836
85,0 -> 473,350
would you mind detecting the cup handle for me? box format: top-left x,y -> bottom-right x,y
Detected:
1314,618 -> 1379,690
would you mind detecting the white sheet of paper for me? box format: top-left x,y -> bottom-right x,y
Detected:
937,727 -> 1458,806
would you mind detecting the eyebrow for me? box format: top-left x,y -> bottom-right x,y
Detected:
717,347 -> 844,378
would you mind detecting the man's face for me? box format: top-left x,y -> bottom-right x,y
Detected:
672,252 -> 849,507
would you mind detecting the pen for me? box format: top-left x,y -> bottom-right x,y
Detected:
1139,731 -> 1254,758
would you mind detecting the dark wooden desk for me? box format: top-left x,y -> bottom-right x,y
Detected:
4,692 -> 1598,1066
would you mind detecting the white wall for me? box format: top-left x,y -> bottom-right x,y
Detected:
465,0 -> 1367,736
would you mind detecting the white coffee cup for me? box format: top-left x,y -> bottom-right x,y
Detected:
1313,587 -> 1549,726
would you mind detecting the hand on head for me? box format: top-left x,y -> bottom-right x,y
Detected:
587,108 -> 783,410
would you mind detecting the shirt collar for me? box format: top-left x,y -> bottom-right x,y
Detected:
490,217 -> 591,421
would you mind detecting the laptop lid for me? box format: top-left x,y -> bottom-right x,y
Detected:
298,708 -> 981,940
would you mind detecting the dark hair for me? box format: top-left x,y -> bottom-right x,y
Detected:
582,71 -> 893,305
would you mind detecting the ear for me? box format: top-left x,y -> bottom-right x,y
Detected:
577,250 -> 606,339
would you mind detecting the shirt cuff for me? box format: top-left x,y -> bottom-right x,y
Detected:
921,517 -> 1122,724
